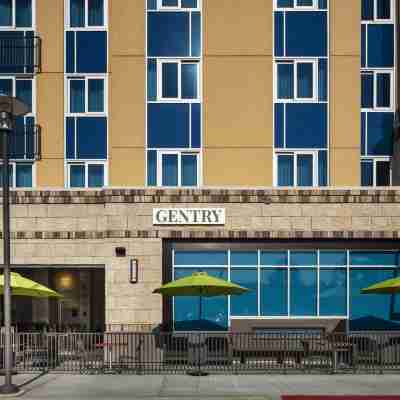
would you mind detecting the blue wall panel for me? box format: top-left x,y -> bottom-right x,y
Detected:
191,103 -> 201,148
367,24 -> 394,68
76,31 -> 107,73
66,117 -> 75,159
274,12 -> 284,57
366,112 -> 394,156
191,12 -> 201,57
76,117 -> 107,159
274,103 -> 285,148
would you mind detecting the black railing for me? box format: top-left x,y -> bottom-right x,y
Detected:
3,331 -> 400,375
0,35 -> 41,73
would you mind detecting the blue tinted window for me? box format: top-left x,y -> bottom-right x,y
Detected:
286,103 -> 327,148
297,0 -> 313,5
147,0 -> 157,10
15,163 -> 32,187
162,0 -> 178,5
76,31 -> 107,73
277,0 -> 293,6
278,154 -> 294,186
88,79 -> 104,112
76,117 -> 107,159
362,0 -> 374,20
291,251 -> 317,266
70,0 -> 85,27
320,251 -> 347,266
361,25 -> 366,68
260,251 -> 288,266
70,165 -> 85,188
175,251 -> 228,266
191,12 -> 201,57
261,269 -> 288,316
318,0 -> 327,9
88,164 -> 104,187
320,269 -> 347,316
376,160 -> 391,186
147,150 -> 157,186
181,63 -> 198,99
376,73 -> 391,108
66,31 -> 75,73
318,59 -> 327,101
147,103 -> 190,148
16,0 -> 32,27
231,251 -> 258,266
277,63 -> 294,99
361,73 -> 374,108
368,24 -> 394,68
297,154 -> 313,186
162,154 -> 178,186
16,79 -> 32,112
297,63 -> 313,98
147,59 -> 157,101
148,12 -> 190,57
274,104 -> 285,148
66,117 -> 76,159
0,0 -> 12,26
162,62 -> 178,98
318,150 -> 327,187
88,0 -> 104,26
191,103 -> 201,148
361,112 -> 366,155
274,12 -> 284,57
286,12 -> 327,57
181,154 -> 197,186
351,251 -> 398,266
361,160 -> 374,186
366,112 -> 393,156
70,80 -> 85,113
182,0 -> 197,7
290,269 -> 317,316
377,0 -> 391,19
0,78 -> 12,95
0,165 -> 12,187
230,269 -> 258,316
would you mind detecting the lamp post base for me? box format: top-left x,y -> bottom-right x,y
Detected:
0,383 -> 20,396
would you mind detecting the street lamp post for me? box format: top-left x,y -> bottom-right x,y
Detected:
0,94 -> 29,395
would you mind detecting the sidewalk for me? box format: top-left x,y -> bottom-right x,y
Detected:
2,373 -> 400,400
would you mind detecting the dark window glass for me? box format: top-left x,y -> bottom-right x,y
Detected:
278,154 -> 294,186
377,0 -> 391,19
361,73 -> 374,108
297,62 -> 313,98
174,251 -> 228,266
88,0 -> 104,26
16,79 -> 32,112
162,154 -> 178,186
0,79 -> 12,96
368,24 -> 394,68
162,0 -> 178,6
66,117 -> 76,159
361,112 -> 366,155
277,0 -> 294,6
361,160 -> 374,186
366,112 -> 394,156
70,0 -> 85,27
362,0 -> 374,20
147,0 -> 157,10
76,31 -> 107,73
318,150 -> 327,186
162,62 -> 178,98
231,251 -> 258,266
261,269 -> 288,316
70,165 -> 85,188
147,150 -> 157,186
88,79 -> 104,112
320,251 -> 347,266
230,269 -> 258,316
88,164 -> 104,187
15,163 -> 32,188
0,165 -> 13,187
147,59 -> 157,100
297,0 -> 313,6
181,154 -> 197,186
182,0 -> 197,7
277,63 -> 294,99
297,154 -> 313,186
376,160 -> 391,186
66,31 -> 75,73
290,269 -> 317,316
361,25 -> 366,68
320,269 -> 347,316
274,12 -> 284,57
191,103 -> 201,148
191,12 -> 201,57
76,117 -> 107,159
376,73 -> 391,108
0,0 -> 12,26
318,0 -> 327,9
70,80 -> 85,113
318,58 -> 327,101
181,63 -> 198,99
16,0 -> 32,27
274,103 -> 284,148
291,251 -> 317,266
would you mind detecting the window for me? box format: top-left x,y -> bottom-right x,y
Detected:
155,0 -> 200,10
0,76 -> 34,114
157,60 -> 200,101
0,162 -> 33,188
275,151 -> 319,187
0,0 -> 33,28
67,77 -> 106,114
276,0 -> 318,9
68,0 -> 106,28
361,158 -> 391,186
361,71 -> 393,110
362,0 -> 393,21
276,60 -> 317,101
67,162 -> 106,188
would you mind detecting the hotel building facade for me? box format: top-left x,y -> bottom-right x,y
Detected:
0,0 -> 399,333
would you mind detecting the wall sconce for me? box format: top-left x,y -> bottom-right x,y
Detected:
130,259 -> 139,284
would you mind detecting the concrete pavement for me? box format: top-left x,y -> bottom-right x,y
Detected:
0,373 -> 399,400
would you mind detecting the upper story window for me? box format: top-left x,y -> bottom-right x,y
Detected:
67,0 -> 107,28
361,157 -> 391,187
148,0 -> 200,11
0,0 -> 33,29
275,0 -> 319,10
0,76 -> 34,114
275,60 -> 318,102
362,0 -> 393,22
67,77 -> 106,115
361,70 -> 393,110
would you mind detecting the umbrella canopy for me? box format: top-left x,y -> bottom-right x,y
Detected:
153,272 -> 249,297
0,272 -> 62,298
361,277 -> 400,295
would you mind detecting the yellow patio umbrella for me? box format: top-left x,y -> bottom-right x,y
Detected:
361,277 -> 400,295
0,272 -> 62,298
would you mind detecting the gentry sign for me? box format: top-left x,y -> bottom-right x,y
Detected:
153,208 -> 225,226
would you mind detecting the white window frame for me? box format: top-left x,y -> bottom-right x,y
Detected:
66,161 -> 108,188
65,0 -> 108,29
157,0 -> 201,11
156,59 -> 200,102
156,150 -> 200,187
275,0 -> 318,10
0,162 -> 35,188
361,156 -> 392,187
273,150 -> 319,187
66,76 -> 108,115
0,0 -> 36,30
274,59 -> 318,102
361,70 -> 394,111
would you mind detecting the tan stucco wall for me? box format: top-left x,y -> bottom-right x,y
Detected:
109,147 -> 145,187
329,0 -> 361,186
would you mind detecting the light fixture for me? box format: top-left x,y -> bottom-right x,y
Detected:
130,259 -> 139,284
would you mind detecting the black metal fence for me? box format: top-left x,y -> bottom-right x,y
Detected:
2,332 -> 400,375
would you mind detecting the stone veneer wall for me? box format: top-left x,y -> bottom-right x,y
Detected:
1,188 -> 400,328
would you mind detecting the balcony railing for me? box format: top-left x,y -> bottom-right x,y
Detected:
0,35 -> 41,74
